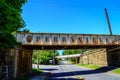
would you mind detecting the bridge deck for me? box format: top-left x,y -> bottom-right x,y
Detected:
15,33 -> 120,50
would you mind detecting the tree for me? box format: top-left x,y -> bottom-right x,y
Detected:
32,50 -> 59,65
0,0 -> 27,79
0,0 -> 27,48
0,0 -> 27,33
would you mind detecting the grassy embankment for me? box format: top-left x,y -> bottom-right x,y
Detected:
16,68 -> 42,80
112,68 -> 120,74
76,64 -> 100,69
76,64 -> 120,74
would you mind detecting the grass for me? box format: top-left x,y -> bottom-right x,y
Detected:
112,68 -> 120,74
32,68 -> 42,74
15,68 -> 42,80
76,64 -> 120,74
76,64 -> 100,69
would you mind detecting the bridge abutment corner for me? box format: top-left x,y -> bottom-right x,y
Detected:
16,48 -> 32,78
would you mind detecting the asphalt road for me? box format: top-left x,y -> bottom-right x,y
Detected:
38,61 -> 120,80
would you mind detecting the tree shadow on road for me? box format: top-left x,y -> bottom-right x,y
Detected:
47,77 -> 78,80
49,66 -> 117,78
41,68 -> 58,71
73,66 -> 117,75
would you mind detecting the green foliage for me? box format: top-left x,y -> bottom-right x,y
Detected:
76,64 -> 100,69
112,68 -> 120,74
0,0 -> 27,48
0,33 -> 18,48
0,0 -> 27,33
39,51 -> 52,64
32,68 -> 42,74
32,50 -> 59,65
76,64 -> 120,74
17,28 -> 30,33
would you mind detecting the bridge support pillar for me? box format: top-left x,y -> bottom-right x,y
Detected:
16,48 -> 33,78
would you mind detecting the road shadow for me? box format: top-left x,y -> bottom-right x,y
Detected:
47,77 -> 78,80
41,68 -> 58,71
50,66 -> 117,77
74,66 -> 117,75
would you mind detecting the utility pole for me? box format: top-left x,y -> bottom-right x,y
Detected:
104,8 -> 112,35
53,50 -> 55,65
37,50 -> 39,69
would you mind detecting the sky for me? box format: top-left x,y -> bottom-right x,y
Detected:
22,0 -> 120,55
22,0 -> 120,35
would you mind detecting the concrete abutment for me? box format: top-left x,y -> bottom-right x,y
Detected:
16,48 -> 32,78
4,47 -> 33,79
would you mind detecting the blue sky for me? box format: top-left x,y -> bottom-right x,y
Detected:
22,0 -> 120,55
22,0 -> 120,35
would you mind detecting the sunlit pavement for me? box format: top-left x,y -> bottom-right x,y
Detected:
36,61 -> 120,80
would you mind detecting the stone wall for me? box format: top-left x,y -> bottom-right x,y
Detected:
79,48 -> 108,66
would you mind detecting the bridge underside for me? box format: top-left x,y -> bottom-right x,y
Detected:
22,45 -> 120,50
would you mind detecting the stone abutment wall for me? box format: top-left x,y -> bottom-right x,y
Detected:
79,47 -> 120,67
79,48 -> 108,66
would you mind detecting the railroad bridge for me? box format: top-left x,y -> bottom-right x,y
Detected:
11,32 -> 120,78
15,33 -> 120,49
